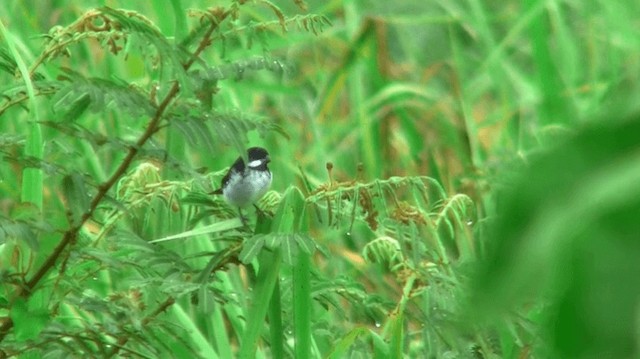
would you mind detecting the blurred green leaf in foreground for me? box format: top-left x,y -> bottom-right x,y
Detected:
471,111 -> 640,358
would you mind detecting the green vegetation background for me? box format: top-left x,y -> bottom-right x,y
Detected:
1,0 -> 639,358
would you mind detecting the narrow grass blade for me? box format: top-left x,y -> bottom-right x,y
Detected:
238,249 -> 281,359
170,303 -> 218,359
0,21 -> 43,209
268,280 -> 285,359
150,219 -> 242,243
293,252 -> 312,358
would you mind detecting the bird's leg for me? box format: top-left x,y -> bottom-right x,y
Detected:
237,207 -> 249,227
253,203 -> 269,219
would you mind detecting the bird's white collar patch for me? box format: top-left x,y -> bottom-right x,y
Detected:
248,159 -> 263,168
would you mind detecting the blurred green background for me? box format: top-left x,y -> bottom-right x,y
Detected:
1,0 -> 640,358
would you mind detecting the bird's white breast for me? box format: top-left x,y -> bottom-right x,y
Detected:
222,169 -> 272,208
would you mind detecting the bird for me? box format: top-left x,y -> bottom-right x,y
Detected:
212,147 -> 272,222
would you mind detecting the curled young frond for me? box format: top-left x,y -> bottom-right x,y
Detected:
37,8 -> 137,62
307,175 -> 444,231
93,162 -> 192,243
309,173 -> 477,264
116,162 -> 163,202
433,193 -> 475,234
114,162 -> 191,212
34,7 -> 189,85
362,236 -> 405,269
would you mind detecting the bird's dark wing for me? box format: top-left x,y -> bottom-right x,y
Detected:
210,155 -> 246,195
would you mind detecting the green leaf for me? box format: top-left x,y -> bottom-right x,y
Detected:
292,250 -> 312,359
52,68 -> 155,121
280,234 -> 298,265
150,219 -> 242,243
196,247 -> 238,283
0,46 -> 17,75
10,297 -> 50,342
295,233 -> 316,255
267,281 -> 285,359
181,191 -> 217,207
198,286 -> 215,314
188,57 -> 290,83
327,327 -> 370,359
471,114 -> 640,358
61,92 -> 91,120
370,330 -> 390,358
61,173 -> 90,226
264,233 -> 283,249
271,186 -> 306,233
239,235 -> 265,264
239,250 -> 281,359
169,106 -> 289,154
169,304 -> 219,358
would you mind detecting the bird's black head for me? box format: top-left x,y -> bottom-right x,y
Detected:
246,147 -> 270,171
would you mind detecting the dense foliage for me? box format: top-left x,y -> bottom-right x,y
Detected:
1,1 -> 639,358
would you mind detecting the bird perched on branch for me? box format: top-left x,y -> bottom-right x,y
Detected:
212,147 -> 272,223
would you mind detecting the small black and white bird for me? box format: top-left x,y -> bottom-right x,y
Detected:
212,147 -> 272,219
